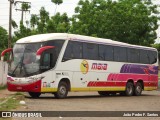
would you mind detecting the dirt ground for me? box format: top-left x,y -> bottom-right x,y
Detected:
10,89 -> 160,120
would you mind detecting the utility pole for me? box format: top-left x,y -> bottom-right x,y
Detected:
8,0 -> 14,48
15,1 -> 31,24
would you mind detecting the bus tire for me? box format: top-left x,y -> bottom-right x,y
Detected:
54,81 -> 68,99
125,82 -> 134,96
98,91 -> 109,96
28,92 -> 41,98
134,82 -> 142,96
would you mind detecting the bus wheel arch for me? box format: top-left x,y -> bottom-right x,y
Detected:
54,78 -> 71,99
125,79 -> 134,96
134,80 -> 143,96
59,78 -> 71,91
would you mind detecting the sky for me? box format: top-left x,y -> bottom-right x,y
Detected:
0,0 -> 160,43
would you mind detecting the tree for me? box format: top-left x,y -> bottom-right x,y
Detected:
51,0 -> 63,5
37,7 -> 49,33
70,0 -> 160,46
51,0 -> 63,14
30,14 -> 39,29
46,12 -> 70,33
0,26 -> 8,53
21,2 -> 31,11
11,20 -> 18,29
21,3 -> 31,24
13,21 -> 32,42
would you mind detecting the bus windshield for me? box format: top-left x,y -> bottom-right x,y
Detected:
8,43 -> 43,77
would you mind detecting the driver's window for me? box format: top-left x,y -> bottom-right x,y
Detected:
43,53 -> 50,68
41,53 -> 52,71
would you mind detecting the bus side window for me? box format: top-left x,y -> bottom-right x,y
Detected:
114,46 -> 127,62
98,45 -> 114,61
140,50 -> 149,64
148,51 -> 157,64
83,43 -> 98,60
98,45 -> 105,60
128,48 -> 139,63
62,41 -> 82,62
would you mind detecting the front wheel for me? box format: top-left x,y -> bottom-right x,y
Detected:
54,82 -> 68,99
28,92 -> 41,98
125,82 -> 134,96
134,82 -> 142,96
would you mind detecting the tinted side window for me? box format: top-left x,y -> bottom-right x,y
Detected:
63,41 -> 82,61
46,40 -> 64,57
99,45 -> 113,61
148,50 -> 157,64
114,46 -> 127,62
140,50 -> 149,64
128,48 -> 139,63
72,41 -> 82,59
83,43 -> 98,60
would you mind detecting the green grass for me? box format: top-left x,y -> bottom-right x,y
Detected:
0,94 -> 25,111
14,92 -> 24,96
0,85 -> 7,90
0,93 -> 25,120
0,98 -> 6,102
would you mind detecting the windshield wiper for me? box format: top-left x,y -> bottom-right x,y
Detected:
11,53 -> 25,76
11,47 -> 29,76
10,46 -> 37,77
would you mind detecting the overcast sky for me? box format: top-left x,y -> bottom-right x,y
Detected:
0,0 -> 160,42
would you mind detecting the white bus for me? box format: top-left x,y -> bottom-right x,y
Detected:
1,33 -> 158,98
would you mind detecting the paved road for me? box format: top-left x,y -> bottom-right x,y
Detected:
12,89 -> 160,120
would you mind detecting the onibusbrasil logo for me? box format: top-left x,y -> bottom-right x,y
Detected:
80,60 -> 89,74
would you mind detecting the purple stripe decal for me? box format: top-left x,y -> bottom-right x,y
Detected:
120,64 -> 158,75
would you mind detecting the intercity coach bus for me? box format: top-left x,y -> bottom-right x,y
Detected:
1,33 -> 158,98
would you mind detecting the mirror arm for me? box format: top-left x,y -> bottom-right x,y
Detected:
1,48 -> 13,61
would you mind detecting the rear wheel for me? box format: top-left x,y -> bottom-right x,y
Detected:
54,81 -> 68,99
134,82 -> 142,96
28,92 -> 41,98
125,82 -> 134,96
98,91 -> 110,96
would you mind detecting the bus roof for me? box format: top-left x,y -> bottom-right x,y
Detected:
16,33 -> 157,51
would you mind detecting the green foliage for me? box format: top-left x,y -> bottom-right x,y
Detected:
0,26 -> 8,53
70,0 -> 160,46
30,14 -> 39,29
152,43 -> 160,60
21,3 -> 31,11
14,7 -> 71,41
152,44 -> 160,51
51,0 -> 63,5
11,20 -> 18,29
38,7 -> 50,33
0,94 -> 24,111
12,0 -> 159,47
13,21 -> 32,42
46,12 -> 70,33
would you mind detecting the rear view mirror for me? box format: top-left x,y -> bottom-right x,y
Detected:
36,46 -> 55,59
